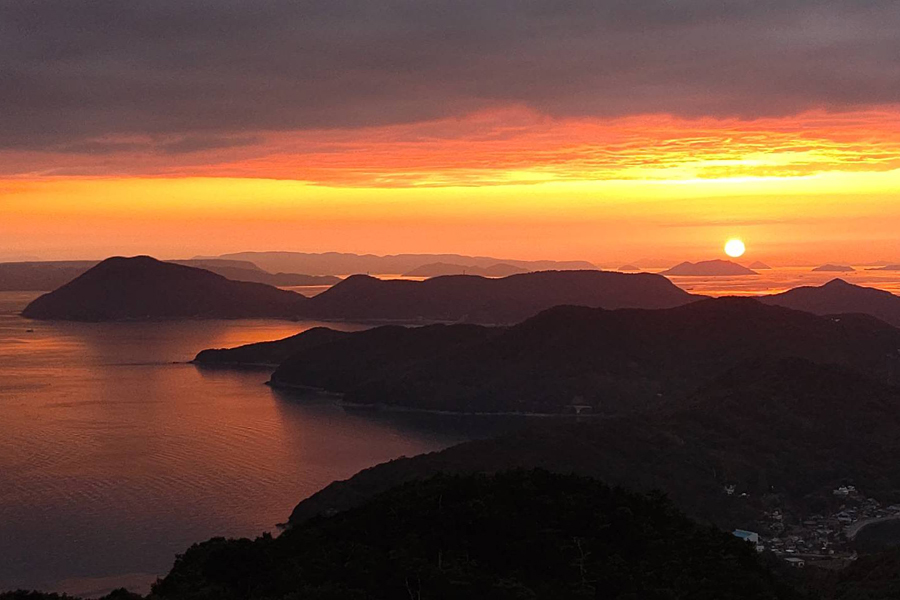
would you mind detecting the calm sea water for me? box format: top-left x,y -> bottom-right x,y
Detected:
0,292 -> 511,596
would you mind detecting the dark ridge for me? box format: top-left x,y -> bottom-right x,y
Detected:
761,278 -> 900,328
150,471 -> 795,600
271,297 -> 900,414
193,327 -> 351,366
288,358 -> 900,534
299,269 -> 698,324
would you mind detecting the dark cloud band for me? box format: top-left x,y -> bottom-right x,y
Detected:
2,0 -> 898,152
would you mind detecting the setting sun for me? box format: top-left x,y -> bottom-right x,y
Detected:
724,239 -> 746,258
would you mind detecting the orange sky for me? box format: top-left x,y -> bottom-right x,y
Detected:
3,107 -> 900,265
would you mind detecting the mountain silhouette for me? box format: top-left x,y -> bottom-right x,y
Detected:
194,327 -> 351,366
812,264 -> 855,272
661,259 -> 757,276
268,298 -> 900,414
22,256 -> 307,321
761,278 -> 900,328
299,270 -> 697,324
748,261 -> 772,269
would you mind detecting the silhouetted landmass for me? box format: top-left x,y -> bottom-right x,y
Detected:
0,258 -> 336,291
287,359 -> 900,533
171,260 -> 341,286
298,270 -> 697,324
761,278 -> 900,328
270,298 -> 900,414
750,261 -> 772,269
0,261 -> 98,291
200,251 -> 596,276
194,327 -> 352,366
402,262 -> 528,277
813,264 -> 855,272
660,259 -> 757,276
147,471 -> 797,600
867,264 -> 900,271
22,257 -> 306,321
618,264 -> 640,271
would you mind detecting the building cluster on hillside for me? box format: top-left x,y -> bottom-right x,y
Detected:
732,485 -> 900,568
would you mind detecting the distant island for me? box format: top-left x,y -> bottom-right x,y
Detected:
812,264 -> 855,272
761,278 -> 900,327
198,251 -> 596,276
867,264 -> 900,271
402,262 -> 527,277
618,264 -> 641,271
749,261 -> 772,269
22,256 -> 307,321
660,259 -> 757,276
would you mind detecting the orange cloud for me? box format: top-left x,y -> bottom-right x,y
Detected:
5,107 -> 900,188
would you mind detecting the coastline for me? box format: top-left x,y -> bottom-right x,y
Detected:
266,380 -> 605,418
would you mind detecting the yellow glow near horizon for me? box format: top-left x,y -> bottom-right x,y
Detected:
3,108 -> 900,263
724,239 -> 747,258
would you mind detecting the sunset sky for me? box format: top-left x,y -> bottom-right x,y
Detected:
2,1 -> 900,265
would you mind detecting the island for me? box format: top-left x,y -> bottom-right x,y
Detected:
660,259 -> 757,276
22,256 -> 307,321
812,264 -> 855,272
749,261 -> 772,269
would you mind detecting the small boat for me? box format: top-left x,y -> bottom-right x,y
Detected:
25,329 -> 34,333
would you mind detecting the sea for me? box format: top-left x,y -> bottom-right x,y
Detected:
0,292 -> 515,596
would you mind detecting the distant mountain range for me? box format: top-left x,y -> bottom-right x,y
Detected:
23,258 -> 697,323
22,257 -> 307,320
402,262 -> 527,277
748,261 -> 771,269
761,278 -> 900,328
661,259 -> 757,276
0,260 -> 100,292
197,251 -> 596,276
0,258 -> 336,291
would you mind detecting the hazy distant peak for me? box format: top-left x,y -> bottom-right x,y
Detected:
660,259 -> 757,276
812,264 -> 855,272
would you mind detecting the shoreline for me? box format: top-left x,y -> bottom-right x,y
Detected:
267,380 -> 605,418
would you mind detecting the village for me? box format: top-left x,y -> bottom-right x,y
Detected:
733,485 -> 900,569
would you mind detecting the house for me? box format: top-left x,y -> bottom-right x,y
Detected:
733,529 -> 759,544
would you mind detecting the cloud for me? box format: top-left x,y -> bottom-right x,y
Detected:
2,0 -> 899,153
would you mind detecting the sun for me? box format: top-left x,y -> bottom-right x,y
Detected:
724,238 -> 746,258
